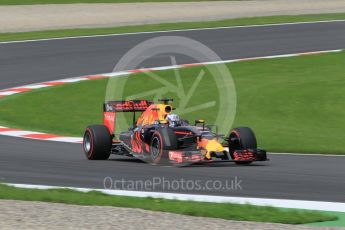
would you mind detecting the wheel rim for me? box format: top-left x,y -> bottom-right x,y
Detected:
84,132 -> 92,153
151,136 -> 161,161
229,133 -> 241,152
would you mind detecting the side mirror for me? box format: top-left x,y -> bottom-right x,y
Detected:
195,119 -> 205,130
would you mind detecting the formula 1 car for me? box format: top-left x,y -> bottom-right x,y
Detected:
83,99 -> 268,165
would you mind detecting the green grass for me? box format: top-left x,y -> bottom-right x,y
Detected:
1,13 -> 345,42
307,211 -> 345,227
1,51 -> 345,154
0,184 -> 337,224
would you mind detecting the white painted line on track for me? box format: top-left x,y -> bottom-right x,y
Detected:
1,19 -> 345,44
10,84 -> 51,89
6,183 -> 345,212
0,131 -> 40,136
0,91 -> 18,96
47,137 -> 83,143
270,152 -> 345,157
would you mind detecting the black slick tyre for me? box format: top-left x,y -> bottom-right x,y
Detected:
149,128 -> 178,165
83,125 -> 112,160
228,127 -> 257,165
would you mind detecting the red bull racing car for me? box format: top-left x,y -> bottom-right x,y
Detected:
83,99 -> 268,165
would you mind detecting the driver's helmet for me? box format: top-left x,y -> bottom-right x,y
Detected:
166,114 -> 180,127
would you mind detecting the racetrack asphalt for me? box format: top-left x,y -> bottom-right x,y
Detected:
1,21 -> 345,202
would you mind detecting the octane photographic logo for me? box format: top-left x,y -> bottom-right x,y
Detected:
105,36 -> 236,164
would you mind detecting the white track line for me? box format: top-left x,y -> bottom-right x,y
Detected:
270,152 -> 345,157
6,183 -> 345,212
1,19 -> 345,44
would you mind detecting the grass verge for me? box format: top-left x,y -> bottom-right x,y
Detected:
1,13 -> 345,42
0,184 -> 337,224
307,211 -> 345,227
1,51 -> 345,154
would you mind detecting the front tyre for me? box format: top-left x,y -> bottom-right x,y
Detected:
228,127 -> 257,165
150,128 -> 177,165
83,125 -> 112,160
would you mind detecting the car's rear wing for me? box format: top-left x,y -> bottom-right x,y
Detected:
103,100 -> 152,134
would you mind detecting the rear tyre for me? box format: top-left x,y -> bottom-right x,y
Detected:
149,128 -> 178,165
83,125 -> 112,160
228,127 -> 257,165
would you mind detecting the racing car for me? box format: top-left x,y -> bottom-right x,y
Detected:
83,99 -> 268,165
